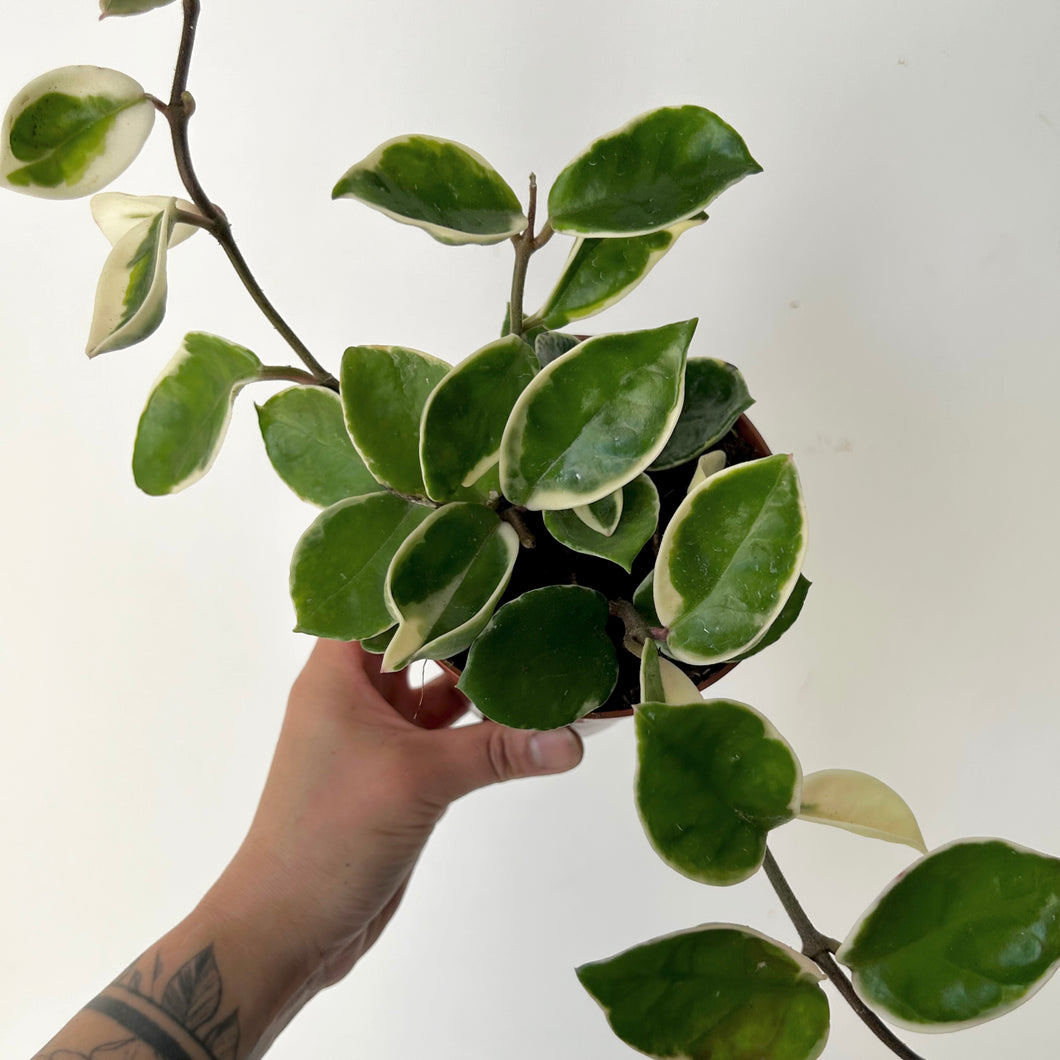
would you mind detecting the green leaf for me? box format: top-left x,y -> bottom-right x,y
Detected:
536,215 -> 706,329
257,387 -> 379,507
733,574 -> 812,662
573,489 -> 623,537
548,105 -> 761,237
420,335 -> 537,502
289,492 -> 432,640
533,330 -> 581,368
458,586 -> 618,729
100,0 -> 176,14
635,699 -> 802,885
91,191 -> 203,248
838,839 -> 1060,1030
656,455 -> 807,664
341,345 -> 449,496
333,134 -> 526,245
1,67 -> 154,198
359,626 -> 396,654
639,639 -> 666,704
132,332 -> 261,495
544,473 -> 659,572
687,450 -> 727,493
87,200 -> 174,357
639,639 -> 702,708
633,568 -> 662,627
382,504 -> 519,672
500,321 -> 694,510
578,925 -> 829,1060
652,358 -> 754,470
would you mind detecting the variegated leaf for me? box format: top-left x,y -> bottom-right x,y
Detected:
91,191 -> 203,247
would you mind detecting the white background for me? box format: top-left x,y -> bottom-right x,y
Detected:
2,1 -> 1060,1058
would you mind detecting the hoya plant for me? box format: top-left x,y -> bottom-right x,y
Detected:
4,3 -> 1060,1059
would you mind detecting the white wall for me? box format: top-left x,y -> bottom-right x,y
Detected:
2,2 -> 1059,1058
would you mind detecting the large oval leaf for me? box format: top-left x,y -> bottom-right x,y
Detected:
91,191 -> 203,248
458,586 -> 618,729
1,66 -> 154,198
578,925 -> 829,1060
838,839 -> 1060,1030
636,699 -> 802,885
656,455 -> 807,664
382,504 -> 519,671
500,321 -> 694,510
548,106 -> 761,236
333,134 -> 526,246
132,333 -> 261,495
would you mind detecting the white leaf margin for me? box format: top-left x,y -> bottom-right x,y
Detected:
92,192 -> 204,248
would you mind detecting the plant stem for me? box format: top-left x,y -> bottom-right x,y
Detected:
499,506 -> 536,548
762,848 -> 926,1060
508,175 -> 538,336
256,365 -> 322,386
608,599 -> 669,646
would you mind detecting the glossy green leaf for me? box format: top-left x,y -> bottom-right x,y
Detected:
839,839 -> 1060,1030
534,330 -> 580,368
382,504 -> 519,672
341,345 -> 449,497
573,489 -> 623,537
289,493 -> 432,640
687,450 -> 726,493
420,335 -> 537,502
639,639 -> 666,704
333,134 -> 526,246
359,626 -> 396,654
501,321 -> 693,509
132,332 -> 261,495
536,215 -> 706,329
544,474 -> 659,572
633,568 -> 662,628
578,925 -> 829,1060
652,358 -> 754,470
101,0 -> 176,13
91,191 -> 202,247
458,586 -> 618,729
636,699 -> 802,885
1,67 -> 154,198
656,455 -> 807,665
548,106 -> 761,237
733,574 -> 812,662
257,387 -> 379,507
87,200 -> 174,357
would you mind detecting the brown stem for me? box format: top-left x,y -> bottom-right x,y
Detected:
255,366 -> 322,386
508,175 -> 539,336
499,506 -> 536,549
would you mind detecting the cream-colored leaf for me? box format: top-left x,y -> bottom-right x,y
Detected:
687,450 -> 726,493
91,192 -> 203,247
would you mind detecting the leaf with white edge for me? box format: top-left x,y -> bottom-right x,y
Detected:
87,200 -> 174,357
733,573 -> 812,662
289,493 -> 432,640
799,770 -> 926,853
549,106 -> 761,237
420,335 -> 537,502
458,586 -> 618,729
636,699 -> 802,885
501,321 -> 693,509
652,358 -> 754,470
656,455 -> 807,665
359,626 -> 396,654
132,332 -> 260,495
257,387 -> 379,507
1,67 -> 154,198
573,489 -> 623,537
838,838 -> 1060,1030
659,655 -> 702,704
535,215 -> 706,329
382,504 -> 519,671
333,134 -> 526,246
91,191 -> 203,247
544,474 -> 659,572
341,345 -> 449,496
578,925 -> 829,1060
639,639 -> 665,702
687,450 -> 727,493
100,0 -> 176,14
534,330 -> 580,368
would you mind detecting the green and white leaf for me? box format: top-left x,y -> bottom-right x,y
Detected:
733,573 -> 812,662
100,0 -> 176,14
132,332 -> 260,496
420,335 -> 537,502
639,639 -> 701,705
257,387 -> 379,507
573,489 -> 623,536
578,925 -> 829,1060
500,321 -> 694,509
636,698 -> 802,885
1,66 -> 154,198
544,473 -> 659,572
548,105 -> 761,237
333,134 -> 526,246
289,493 -> 432,640
91,191 -> 203,247
341,345 -> 449,496
839,839 -> 1060,1031
799,770 -> 926,853
458,586 -> 618,729
534,330 -> 581,368
656,455 -> 807,664
687,450 -> 726,493
382,504 -> 519,672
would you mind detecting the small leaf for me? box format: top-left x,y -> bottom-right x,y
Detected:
133,332 -> 261,495
636,699 -> 802,885
533,330 -> 581,368
257,386 -> 379,507
658,655 -> 702,704
799,769 -> 927,852
639,639 -> 665,704
633,568 -> 662,627
160,946 -> 221,1031
549,105 -> 761,236
1,66 -> 155,198
91,191 -> 203,247
458,586 -> 618,729
734,574 -> 812,661
687,450 -> 726,493
100,0 -> 177,14
573,489 -> 623,537
578,925 -> 829,1060
839,839 -> 1060,1030
359,625 -> 396,654
333,134 -> 526,245
201,1010 -> 240,1060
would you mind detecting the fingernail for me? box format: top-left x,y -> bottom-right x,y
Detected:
529,728 -> 582,772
